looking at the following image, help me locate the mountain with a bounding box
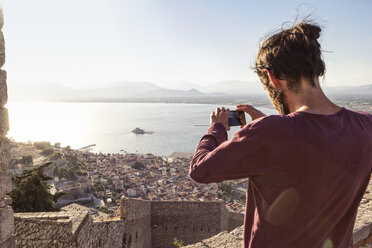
[323,84,372,95]
[8,81,372,102]
[8,82,206,101]
[200,80,265,95]
[137,88,205,98]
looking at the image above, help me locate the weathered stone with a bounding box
[0,70,7,107]
[0,6,3,30]
[0,32,5,68]
[353,222,372,245]
[3,196,11,206]
[0,107,8,135]
[0,235,15,248]
[0,138,10,172]
[0,206,14,243]
[0,172,12,196]
[0,196,11,208]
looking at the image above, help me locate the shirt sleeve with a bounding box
[189,119,272,184]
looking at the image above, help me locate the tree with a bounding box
[33,141,51,150]
[10,162,65,212]
[49,152,62,160]
[41,148,54,156]
[20,155,33,165]
[132,161,146,171]
[218,181,234,202]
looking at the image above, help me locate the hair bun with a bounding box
[293,22,321,41]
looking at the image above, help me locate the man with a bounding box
[189,21,372,248]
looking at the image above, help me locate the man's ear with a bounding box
[265,70,283,90]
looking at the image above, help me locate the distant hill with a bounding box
[323,84,372,95]
[8,81,371,102]
[8,82,208,101]
[200,80,264,95]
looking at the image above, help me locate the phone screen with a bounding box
[228,110,246,126]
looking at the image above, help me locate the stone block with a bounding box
[0,206,14,243]
[0,6,3,30]
[0,235,15,248]
[4,196,11,206]
[0,138,10,172]
[0,32,4,68]
[0,196,11,208]
[353,221,371,245]
[0,70,6,106]
[0,108,8,135]
[0,172,12,196]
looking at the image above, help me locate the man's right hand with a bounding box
[236,104,266,122]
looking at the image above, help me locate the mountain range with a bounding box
[8,81,372,102]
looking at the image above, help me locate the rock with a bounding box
[0,32,5,68]
[0,108,8,135]
[0,206,14,242]
[132,127,145,134]
[0,70,6,106]
[0,172,12,196]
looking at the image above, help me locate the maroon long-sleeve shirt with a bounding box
[189,107,372,248]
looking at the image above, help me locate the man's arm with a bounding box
[189,118,270,184]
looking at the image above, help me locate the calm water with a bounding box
[7,102,276,156]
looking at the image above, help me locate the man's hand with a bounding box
[236,104,266,121]
[211,107,230,131]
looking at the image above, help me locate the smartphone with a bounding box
[228,110,246,126]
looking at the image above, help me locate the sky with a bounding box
[2,0,372,89]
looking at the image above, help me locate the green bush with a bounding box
[132,161,146,170]
[172,237,184,248]
[20,155,33,165]
[49,152,62,160]
[41,148,54,156]
[10,162,65,212]
[33,141,51,150]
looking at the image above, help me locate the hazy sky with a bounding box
[2,0,372,89]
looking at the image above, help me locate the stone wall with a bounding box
[14,211,128,248]
[14,213,73,247]
[150,200,230,248]
[227,211,244,232]
[14,197,371,248]
[120,198,152,248]
[0,3,15,248]
[351,180,372,247]
[74,218,127,248]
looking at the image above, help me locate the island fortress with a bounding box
[0,4,371,248]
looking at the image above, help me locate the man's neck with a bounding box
[284,80,341,115]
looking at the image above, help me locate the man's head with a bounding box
[254,21,325,115]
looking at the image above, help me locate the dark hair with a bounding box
[254,20,325,92]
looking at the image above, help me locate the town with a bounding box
[9,140,246,217]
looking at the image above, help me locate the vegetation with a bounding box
[217,181,234,201]
[172,237,184,248]
[132,160,146,170]
[99,206,114,215]
[41,147,54,156]
[10,162,65,212]
[52,166,77,180]
[49,151,62,161]
[19,155,33,165]
[51,152,87,180]
[33,141,52,150]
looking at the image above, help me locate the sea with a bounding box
[7,102,277,156]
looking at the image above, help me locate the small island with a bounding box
[132,127,154,135]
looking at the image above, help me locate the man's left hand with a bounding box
[211,107,230,131]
